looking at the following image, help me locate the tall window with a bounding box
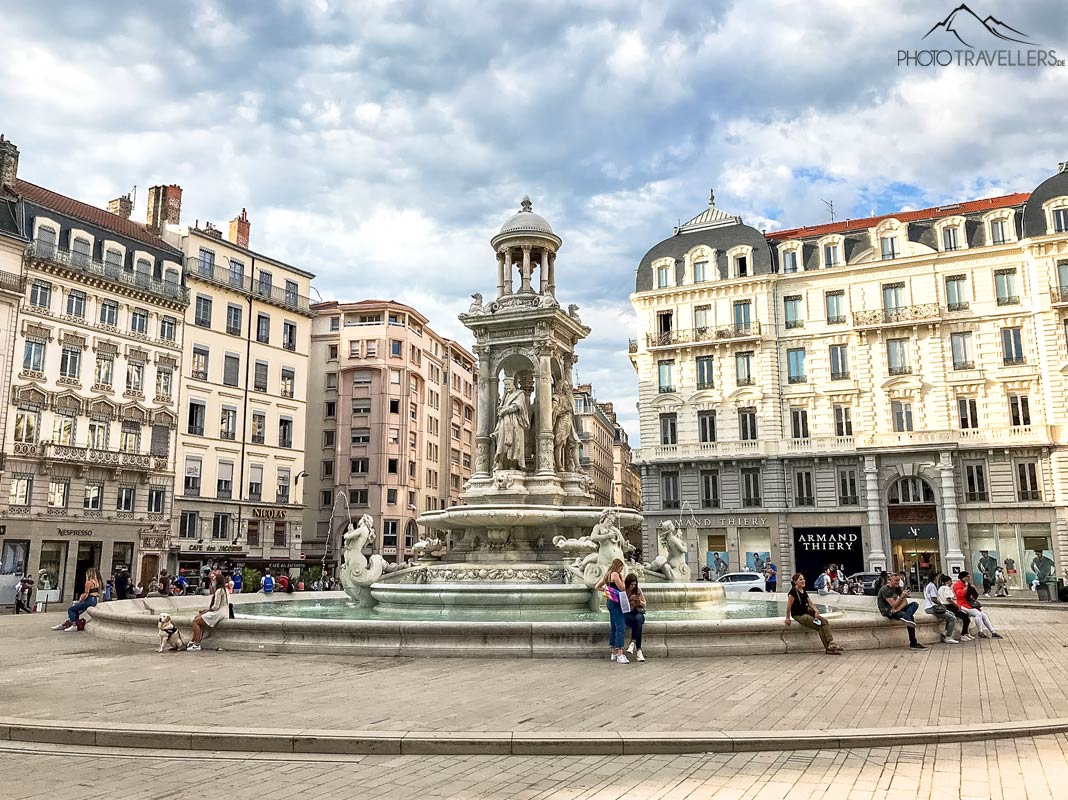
[950,332,972,369]
[880,235,898,260]
[786,348,806,383]
[248,412,263,444]
[116,486,135,513]
[256,314,270,343]
[964,462,988,502]
[693,260,708,282]
[732,300,752,330]
[735,351,753,386]
[794,470,815,506]
[180,511,199,539]
[695,356,714,389]
[280,367,295,398]
[28,280,51,309]
[9,476,32,506]
[741,468,762,507]
[84,482,103,510]
[957,396,979,429]
[220,407,237,440]
[226,304,242,335]
[191,346,209,379]
[183,458,202,496]
[1002,327,1025,365]
[945,275,968,310]
[659,413,677,446]
[88,420,107,449]
[699,470,720,508]
[657,265,671,288]
[825,291,844,323]
[258,270,273,296]
[888,476,934,504]
[1016,461,1041,501]
[994,269,1018,305]
[661,472,680,509]
[66,290,86,318]
[198,248,215,275]
[126,362,144,393]
[130,308,148,335]
[698,411,717,443]
[23,340,45,372]
[187,400,206,436]
[784,296,802,328]
[212,513,231,541]
[891,400,914,432]
[941,226,960,251]
[14,409,38,443]
[1054,208,1068,233]
[254,361,268,392]
[882,282,904,310]
[834,404,853,437]
[148,487,166,514]
[790,407,809,439]
[782,250,798,273]
[990,218,1007,245]
[223,354,240,387]
[99,300,118,327]
[283,320,297,351]
[159,316,176,342]
[194,295,212,327]
[657,360,675,393]
[829,344,849,379]
[248,464,264,500]
[229,258,244,286]
[278,417,293,448]
[1008,394,1030,427]
[735,254,749,277]
[693,304,711,332]
[823,243,839,267]
[53,414,76,445]
[837,467,859,505]
[94,355,113,387]
[1057,259,1068,290]
[59,346,81,380]
[886,338,910,375]
[739,407,758,440]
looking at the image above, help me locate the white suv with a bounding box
[713,572,767,593]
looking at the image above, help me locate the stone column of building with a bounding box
[504,249,514,295]
[474,345,493,478]
[938,450,966,572]
[520,246,532,294]
[547,252,556,297]
[535,347,554,474]
[539,249,549,294]
[496,252,505,298]
[864,456,887,571]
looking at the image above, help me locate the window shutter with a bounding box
[150,425,170,456]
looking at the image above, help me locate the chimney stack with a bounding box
[108,193,133,220]
[146,184,183,235]
[0,134,19,189]
[228,208,250,249]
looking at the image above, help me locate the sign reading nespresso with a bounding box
[792,526,864,583]
[252,508,287,520]
[58,529,94,537]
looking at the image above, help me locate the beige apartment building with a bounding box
[571,383,614,508]
[304,300,476,567]
[149,190,316,578]
[0,138,187,600]
[631,168,1068,589]
[598,401,642,513]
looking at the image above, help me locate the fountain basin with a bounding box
[86,591,941,658]
[371,582,593,613]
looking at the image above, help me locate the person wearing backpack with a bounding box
[814,567,840,598]
[260,569,275,594]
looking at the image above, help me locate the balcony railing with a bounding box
[952,360,975,370]
[788,375,807,384]
[46,442,169,471]
[947,302,970,312]
[996,295,1020,306]
[888,365,912,376]
[830,371,850,380]
[1051,286,1068,304]
[188,425,205,436]
[839,495,859,505]
[1019,490,1042,501]
[853,304,941,327]
[737,376,754,386]
[185,256,313,315]
[785,319,804,330]
[646,322,761,348]
[696,381,714,390]
[965,491,989,502]
[658,385,676,394]
[30,240,188,304]
[1003,355,1027,366]
[0,269,25,294]
[220,430,236,441]
[826,315,846,325]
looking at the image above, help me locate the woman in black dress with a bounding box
[784,573,842,654]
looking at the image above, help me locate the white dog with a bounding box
[157,612,186,652]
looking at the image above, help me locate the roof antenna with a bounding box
[821,198,837,223]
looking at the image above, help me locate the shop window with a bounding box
[888,476,934,504]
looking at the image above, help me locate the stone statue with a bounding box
[468,293,483,313]
[340,514,387,606]
[412,531,447,560]
[492,376,530,471]
[644,520,691,582]
[552,383,581,472]
[553,508,628,587]
[567,304,582,323]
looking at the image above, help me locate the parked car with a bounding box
[848,572,882,596]
[713,572,766,593]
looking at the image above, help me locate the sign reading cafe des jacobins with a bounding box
[898,4,1064,67]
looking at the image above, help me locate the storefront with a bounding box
[676,514,778,579]
[792,526,864,585]
[963,512,1057,591]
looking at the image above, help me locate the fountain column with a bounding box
[548,252,556,298]
[539,249,549,294]
[535,349,555,475]
[504,249,514,295]
[520,246,533,293]
[474,346,493,478]
[496,251,505,298]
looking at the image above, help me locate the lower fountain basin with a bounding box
[370,582,593,612]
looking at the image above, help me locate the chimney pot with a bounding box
[228,208,250,249]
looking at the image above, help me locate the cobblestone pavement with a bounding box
[2,607,1067,733]
[3,735,1068,799]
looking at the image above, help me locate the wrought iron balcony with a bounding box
[1003,355,1027,366]
[826,315,846,325]
[853,303,941,327]
[1052,286,1068,304]
[788,374,808,384]
[45,442,169,472]
[947,302,970,312]
[737,376,754,386]
[785,319,804,330]
[830,371,850,380]
[0,269,25,294]
[185,256,313,315]
[839,495,859,505]
[658,385,676,394]
[965,491,989,502]
[888,365,912,376]
[646,322,761,348]
[996,295,1020,306]
[1019,490,1042,501]
[29,240,188,304]
[220,430,236,441]
[952,360,975,371]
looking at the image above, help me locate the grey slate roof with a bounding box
[1023,168,1068,237]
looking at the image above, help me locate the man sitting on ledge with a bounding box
[877,572,925,650]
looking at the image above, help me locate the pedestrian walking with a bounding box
[187,570,230,652]
[923,574,958,644]
[784,573,842,654]
[594,558,629,663]
[876,573,925,649]
[623,573,646,662]
[52,567,102,631]
[977,551,998,597]
[14,577,34,614]
[994,566,1010,597]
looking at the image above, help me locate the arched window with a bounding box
[888,476,935,505]
[404,519,418,549]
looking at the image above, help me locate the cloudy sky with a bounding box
[3,0,1066,445]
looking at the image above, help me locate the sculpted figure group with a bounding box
[491,375,581,475]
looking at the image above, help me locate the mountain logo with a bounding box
[922,4,1035,48]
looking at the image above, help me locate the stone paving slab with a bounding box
[4,736,1068,799]
[3,607,1067,739]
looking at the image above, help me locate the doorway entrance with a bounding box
[74,542,102,597]
[888,476,940,591]
[140,554,160,591]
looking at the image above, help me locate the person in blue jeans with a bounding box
[595,558,628,663]
[623,573,647,662]
[876,572,926,650]
[52,567,102,631]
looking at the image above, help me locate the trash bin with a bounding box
[1037,580,1058,602]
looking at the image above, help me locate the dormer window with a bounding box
[726,245,754,278]
[656,264,671,288]
[736,255,748,276]
[72,236,91,265]
[880,235,898,260]
[1055,208,1068,233]
[941,226,960,251]
[823,243,839,267]
[990,218,1007,244]
[782,250,798,273]
[693,260,709,283]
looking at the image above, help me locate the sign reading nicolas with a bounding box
[252,508,287,520]
[792,526,864,584]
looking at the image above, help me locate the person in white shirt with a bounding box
[923,574,958,643]
[937,574,973,641]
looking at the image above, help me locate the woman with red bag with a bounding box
[595,558,630,663]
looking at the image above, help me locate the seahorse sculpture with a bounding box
[340,514,387,606]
